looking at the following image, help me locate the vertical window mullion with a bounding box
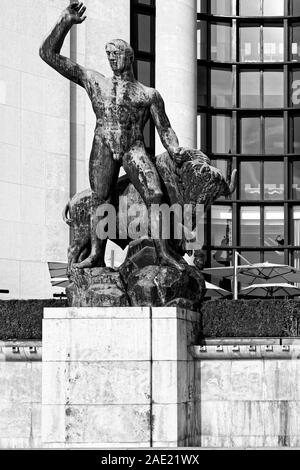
[261,69,264,108]
[260,24,264,63]
[261,205,264,248]
[261,160,264,201]
[232,18,237,62]
[261,115,265,154]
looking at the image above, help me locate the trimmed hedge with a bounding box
[0,299,67,340]
[1,298,300,340]
[200,299,300,338]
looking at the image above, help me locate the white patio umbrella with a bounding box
[240,283,300,298]
[48,262,69,289]
[48,261,67,279]
[203,262,300,283]
[51,278,69,288]
[203,254,300,299]
[205,281,231,298]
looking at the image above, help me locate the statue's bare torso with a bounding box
[39,1,188,270]
[85,71,152,160]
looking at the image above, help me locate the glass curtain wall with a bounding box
[197,0,300,275]
[131,0,156,155]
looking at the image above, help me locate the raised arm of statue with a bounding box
[150,90,190,165]
[39,2,88,87]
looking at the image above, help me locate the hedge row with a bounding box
[1,298,300,340]
[200,299,300,338]
[0,299,67,340]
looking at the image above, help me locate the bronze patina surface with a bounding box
[40,2,237,309]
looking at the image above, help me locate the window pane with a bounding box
[291,116,300,153]
[241,117,261,153]
[212,115,232,153]
[291,24,300,62]
[211,251,233,272]
[135,0,153,4]
[291,70,300,107]
[143,120,150,148]
[263,27,284,62]
[292,0,300,16]
[294,207,300,245]
[211,0,233,15]
[292,250,300,270]
[240,251,261,264]
[292,161,300,199]
[197,65,207,106]
[137,14,151,53]
[240,161,261,200]
[239,0,261,16]
[240,27,260,62]
[197,114,207,152]
[211,23,232,62]
[264,161,284,200]
[137,60,151,86]
[197,21,207,59]
[265,117,284,154]
[263,250,284,264]
[211,68,233,107]
[263,0,284,16]
[240,206,261,246]
[211,205,232,246]
[263,71,284,107]
[264,207,284,246]
[240,71,260,108]
[197,0,207,13]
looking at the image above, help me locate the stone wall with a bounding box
[193,339,300,448]
[0,0,130,299]
[0,341,42,449]
[3,337,300,449]
[0,0,70,299]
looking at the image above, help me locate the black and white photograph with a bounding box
[0,0,300,455]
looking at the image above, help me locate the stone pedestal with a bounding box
[41,307,201,448]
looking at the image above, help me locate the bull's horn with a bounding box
[228,169,237,194]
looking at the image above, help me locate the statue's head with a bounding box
[105,39,134,74]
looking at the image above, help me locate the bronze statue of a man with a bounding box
[40,1,189,270]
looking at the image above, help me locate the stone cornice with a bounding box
[0,341,42,361]
[191,338,300,360]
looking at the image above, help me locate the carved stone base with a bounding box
[66,267,129,307]
[118,239,205,311]
[66,241,205,310]
[123,264,205,311]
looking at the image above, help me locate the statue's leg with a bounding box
[156,152,183,205]
[68,235,89,273]
[123,143,185,271]
[75,138,120,269]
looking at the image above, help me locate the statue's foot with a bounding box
[74,254,103,269]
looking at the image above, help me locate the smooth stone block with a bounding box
[152,318,198,361]
[42,306,199,447]
[152,360,196,404]
[44,306,150,319]
[199,361,232,401]
[42,318,151,361]
[43,361,150,405]
[42,404,150,444]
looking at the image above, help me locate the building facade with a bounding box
[1,0,299,298]
[197,0,300,284]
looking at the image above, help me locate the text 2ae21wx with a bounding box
[100,454,200,466]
